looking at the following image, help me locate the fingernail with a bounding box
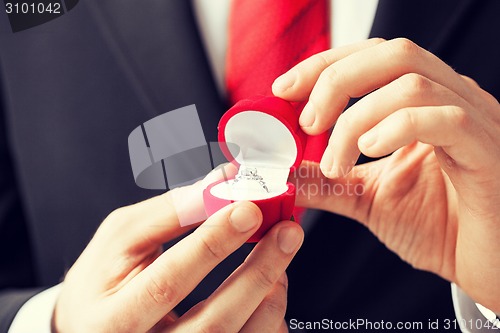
[299,103,315,128]
[277,227,302,254]
[359,130,377,149]
[230,204,260,233]
[273,71,296,93]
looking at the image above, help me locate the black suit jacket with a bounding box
[1,0,499,331]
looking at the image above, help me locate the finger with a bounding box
[72,180,213,300]
[171,221,303,333]
[146,312,177,333]
[70,164,239,320]
[114,201,263,332]
[240,273,288,333]
[460,74,500,108]
[272,38,386,101]
[279,320,289,333]
[320,74,471,178]
[358,105,480,168]
[290,161,383,223]
[94,162,238,252]
[299,38,473,135]
[460,74,481,89]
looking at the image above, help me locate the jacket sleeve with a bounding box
[0,66,41,333]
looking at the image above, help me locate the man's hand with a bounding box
[53,167,303,332]
[274,38,500,312]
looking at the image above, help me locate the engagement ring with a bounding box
[233,167,269,193]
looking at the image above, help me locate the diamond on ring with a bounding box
[233,167,269,193]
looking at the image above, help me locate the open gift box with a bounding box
[203,96,306,242]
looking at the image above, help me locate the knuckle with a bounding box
[197,232,227,262]
[396,108,419,139]
[390,38,420,57]
[335,112,352,131]
[401,108,418,129]
[315,51,332,70]
[320,65,341,89]
[263,293,287,318]
[249,263,279,291]
[458,76,500,109]
[398,73,431,99]
[279,273,288,290]
[447,106,470,130]
[104,207,130,225]
[96,206,131,237]
[370,37,387,44]
[144,271,178,306]
[486,92,499,107]
[479,89,499,106]
[461,74,480,88]
[106,207,122,220]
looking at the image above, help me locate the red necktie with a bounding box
[226,0,330,220]
[225,0,330,163]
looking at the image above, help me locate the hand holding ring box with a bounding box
[203,96,306,242]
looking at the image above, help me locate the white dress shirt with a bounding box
[8,1,498,332]
[192,0,378,95]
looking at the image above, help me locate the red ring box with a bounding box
[203,96,306,242]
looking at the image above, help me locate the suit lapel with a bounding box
[84,0,225,141]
